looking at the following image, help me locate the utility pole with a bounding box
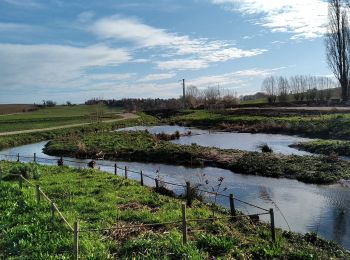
[182,79,186,109]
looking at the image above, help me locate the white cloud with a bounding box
[0,43,131,90]
[86,73,135,82]
[3,0,42,8]
[0,22,40,32]
[77,11,95,23]
[212,0,328,39]
[139,73,176,82]
[187,68,274,88]
[90,16,266,70]
[156,59,209,70]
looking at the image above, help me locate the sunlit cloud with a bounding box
[212,0,328,39]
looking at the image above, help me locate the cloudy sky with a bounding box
[0,0,330,103]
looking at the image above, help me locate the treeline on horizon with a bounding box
[261,75,340,104]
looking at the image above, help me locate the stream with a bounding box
[0,137,349,250]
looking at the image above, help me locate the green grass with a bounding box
[0,161,348,259]
[293,139,350,157]
[170,110,350,140]
[240,97,268,105]
[43,130,350,184]
[0,104,123,133]
[0,112,158,152]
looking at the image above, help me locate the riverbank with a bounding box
[291,139,350,157]
[0,161,348,258]
[43,130,350,184]
[166,110,350,140]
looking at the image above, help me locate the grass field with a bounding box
[0,112,158,151]
[0,161,348,259]
[0,104,123,133]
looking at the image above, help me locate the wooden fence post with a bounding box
[73,221,79,260]
[186,182,192,207]
[140,171,144,186]
[114,163,117,175]
[35,184,40,203]
[19,175,23,189]
[51,202,55,225]
[124,166,128,179]
[182,203,187,244]
[269,208,276,243]
[33,153,36,162]
[229,194,236,219]
[17,153,20,162]
[155,179,159,189]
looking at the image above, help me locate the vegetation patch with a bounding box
[292,139,350,157]
[169,110,350,140]
[0,112,158,151]
[44,130,350,184]
[0,161,348,258]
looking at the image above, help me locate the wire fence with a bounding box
[0,154,277,259]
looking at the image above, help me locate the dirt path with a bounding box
[0,113,138,136]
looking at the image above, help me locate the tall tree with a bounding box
[261,76,277,103]
[326,0,350,101]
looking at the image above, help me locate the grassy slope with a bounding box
[0,105,123,133]
[43,131,350,184]
[170,110,350,140]
[0,161,348,259]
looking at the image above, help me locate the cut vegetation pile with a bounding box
[0,161,348,259]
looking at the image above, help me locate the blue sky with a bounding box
[0,0,330,104]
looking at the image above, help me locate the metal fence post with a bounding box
[34,153,36,162]
[35,184,40,203]
[186,182,192,207]
[124,166,128,179]
[140,170,144,186]
[269,208,276,243]
[155,179,159,189]
[182,203,187,244]
[17,153,20,162]
[114,163,117,175]
[229,194,236,219]
[74,221,79,260]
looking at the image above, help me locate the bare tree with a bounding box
[261,76,277,103]
[326,0,350,101]
[290,75,302,101]
[277,76,289,102]
[185,85,200,108]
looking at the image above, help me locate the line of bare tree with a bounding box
[261,75,339,104]
[185,85,239,109]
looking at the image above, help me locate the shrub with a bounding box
[8,163,41,180]
[258,143,273,153]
